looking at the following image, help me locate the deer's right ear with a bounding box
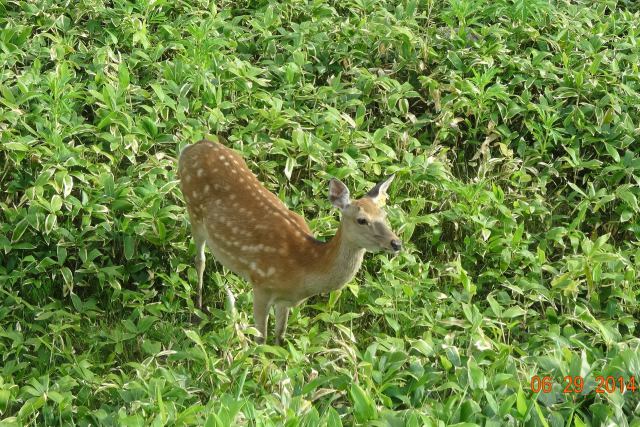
[329,179,351,210]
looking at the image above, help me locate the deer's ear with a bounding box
[367,174,395,206]
[329,179,351,210]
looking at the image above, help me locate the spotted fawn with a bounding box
[178,139,401,344]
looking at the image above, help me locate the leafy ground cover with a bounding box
[1,0,640,425]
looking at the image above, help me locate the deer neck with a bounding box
[304,225,365,296]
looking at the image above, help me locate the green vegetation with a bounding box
[1,0,639,425]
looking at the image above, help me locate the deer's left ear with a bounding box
[367,174,395,206]
[329,178,351,210]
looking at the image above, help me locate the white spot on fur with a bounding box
[197,169,204,177]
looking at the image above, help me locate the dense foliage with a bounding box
[1,0,639,425]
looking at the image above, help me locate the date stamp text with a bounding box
[530,375,637,394]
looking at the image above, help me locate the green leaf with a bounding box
[50,195,63,212]
[12,218,29,243]
[3,141,29,151]
[516,387,527,417]
[350,383,376,423]
[118,62,130,90]
[0,389,11,412]
[618,188,639,212]
[413,339,434,357]
[574,416,586,427]
[284,156,296,180]
[502,306,526,318]
[467,358,487,390]
[18,396,45,419]
[123,236,135,260]
[61,267,73,294]
[324,407,343,426]
[512,222,524,245]
[621,210,633,222]
[534,401,549,427]
[44,213,57,235]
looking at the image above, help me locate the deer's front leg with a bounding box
[274,303,290,346]
[193,233,206,310]
[253,288,271,344]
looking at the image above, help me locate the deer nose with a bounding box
[390,239,402,252]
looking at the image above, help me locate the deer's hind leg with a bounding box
[274,303,290,346]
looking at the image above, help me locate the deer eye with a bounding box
[357,218,369,226]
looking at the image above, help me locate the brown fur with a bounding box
[178,139,400,344]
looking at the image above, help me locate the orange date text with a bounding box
[530,375,637,394]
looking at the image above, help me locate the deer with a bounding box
[178,138,402,345]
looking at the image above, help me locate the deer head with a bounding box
[329,175,402,254]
